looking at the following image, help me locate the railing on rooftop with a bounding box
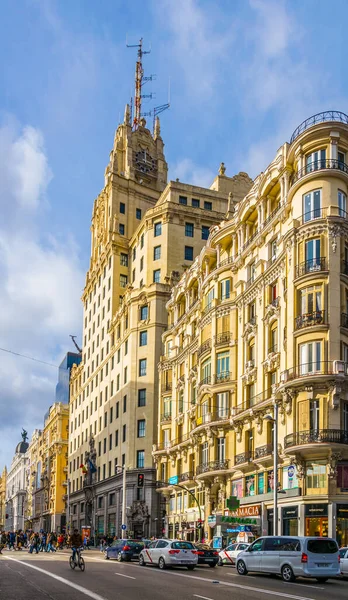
[290,111,348,144]
[292,160,348,186]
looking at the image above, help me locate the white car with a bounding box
[339,547,348,575]
[139,539,198,570]
[218,542,250,566]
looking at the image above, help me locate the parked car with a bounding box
[139,539,198,570]
[339,547,348,576]
[236,536,340,582]
[105,539,144,561]
[218,542,250,566]
[193,543,219,567]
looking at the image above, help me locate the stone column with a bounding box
[329,132,339,160]
[299,503,306,536]
[329,502,336,539]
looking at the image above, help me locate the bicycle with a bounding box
[69,547,85,571]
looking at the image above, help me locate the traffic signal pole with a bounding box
[122,466,126,539]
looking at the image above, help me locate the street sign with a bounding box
[169,475,179,485]
[121,524,127,530]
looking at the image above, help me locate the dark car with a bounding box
[193,543,219,567]
[105,539,144,561]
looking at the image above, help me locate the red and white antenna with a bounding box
[127,38,151,129]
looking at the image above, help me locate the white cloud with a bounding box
[0,119,84,471]
[171,157,215,188]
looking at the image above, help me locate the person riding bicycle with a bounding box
[70,529,83,563]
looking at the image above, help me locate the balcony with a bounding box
[242,228,259,252]
[161,383,172,393]
[292,159,348,186]
[295,257,326,278]
[160,413,172,424]
[235,451,253,466]
[179,471,194,483]
[232,388,273,416]
[218,256,234,269]
[290,111,348,144]
[295,310,325,330]
[268,344,278,354]
[197,339,212,358]
[300,207,327,224]
[254,444,273,460]
[215,331,232,346]
[214,371,232,384]
[341,313,348,329]
[198,375,211,388]
[280,361,333,384]
[196,460,229,476]
[284,429,348,449]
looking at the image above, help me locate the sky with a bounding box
[0,0,347,472]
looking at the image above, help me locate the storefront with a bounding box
[220,504,261,544]
[305,504,328,537]
[336,504,348,547]
[282,506,298,535]
[267,508,274,535]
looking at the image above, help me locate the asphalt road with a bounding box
[1,549,348,600]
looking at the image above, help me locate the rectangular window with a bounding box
[109,433,112,450]
[216,352,230,380]
[153,269,161,283]
[305,238,321,271]
[136,208,142,220]
[137,450,145,468]
[185,246,193,261]
[115,430,119,446]
[220,278,230,300]
[154,222,162,237]
[185,223,194,237]
[306,149,326,173]
[140,256,144,271]
[201,442,209,465]
[137,419,146,437]
[153,246,161,260]
[119,223,125,235]
[123,395,127,413]
[202,226,209,240]
[299,341,321,374]
[310,399,320,431]
[120,253,128,266]
[138,388,146,407]
[140,233,144,248]
[116,374,120,391]
[192,198,200,208]
[306,461,327,489]
[125,339,128,355]
[124,366,127,383]
[139,358,147,376]
[179,195,187,205]
[132,268,135,283]
[217,437,225,462]
[116,401,119,418]
[269,239,277,263]
[204,201,212,211]
[103,438,107,454]
[339,190,347,217]
[122,424,126,443]
[303,189,321,222]
[140,305,148,321]
[139,330,147,346]
[120,202,126,214]
[120,274,128,288]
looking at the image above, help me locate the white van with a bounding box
[236,536,340,582]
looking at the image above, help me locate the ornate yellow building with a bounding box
[155,111,348,547]
[0,467,7,530]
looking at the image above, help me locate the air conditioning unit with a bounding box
[334,360,345,375]
[281,370,289,383]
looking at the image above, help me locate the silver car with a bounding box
[339,547,348,576]
[236,536,340,582]
[139,539,198,570]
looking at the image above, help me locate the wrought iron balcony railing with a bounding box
[235,451,253,465]
[197,339,212,358]
[301,207,327,223]
[292,159,348,186]
[295,257,326,278]
[284,429,348,449]
[198,375,211,388]
[179,471,194,482]
[290,111,348,144]
[215,331,232,346]
[232,388,273,416]
[295,310,325,330]
[254,443,273,459]
[214,371,232,384]
[161,383,172,392]
[280,361,333,383]
[196,460,229,475]
[160,413,172,423]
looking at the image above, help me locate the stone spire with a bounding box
[124,103,131,125]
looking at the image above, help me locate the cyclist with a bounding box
[70,529,83,565]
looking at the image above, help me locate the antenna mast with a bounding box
[70,335,82,354]
[127,38,151,129]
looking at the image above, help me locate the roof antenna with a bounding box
[70,335,82,354]
[127,38,152,130]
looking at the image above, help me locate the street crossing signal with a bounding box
[137,473,144,487]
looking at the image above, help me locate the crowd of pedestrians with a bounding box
[0,530,71,554]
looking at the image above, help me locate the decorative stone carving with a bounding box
[329,383,342,410]
[327,452,342,478]
[328,225,342,253]
[293,457,305,479]
[241,363,257,384]
[263,351,280,373]
[242,320,257,339]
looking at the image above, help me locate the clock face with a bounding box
[135,149,156,173]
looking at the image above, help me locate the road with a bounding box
[0,549,347,600]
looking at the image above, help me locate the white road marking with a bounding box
[5,557,108,600]
[193,595,215,600]
[114,572,136,580]
[224,572,324,590]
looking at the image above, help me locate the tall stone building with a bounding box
[155,111,348,547]
[69,81,252,537]
[0,467,7,530]
[5,433,28,531]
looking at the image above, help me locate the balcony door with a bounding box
[299,341,321,375]
[303,190,321,222]
[339,190,347,217]
[201,442,209,466]
[310,400,320,435]
[306,149,326,172]
[217,437,225,462]
[305,238,321,271]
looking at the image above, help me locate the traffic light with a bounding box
[5,514,8,519]
[137,473,144,488]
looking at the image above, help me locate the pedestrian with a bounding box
[83,535,89,550]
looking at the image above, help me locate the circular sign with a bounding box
[121,524,127,530]
[288,465,295,479]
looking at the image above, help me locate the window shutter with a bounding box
[298,400,309,430]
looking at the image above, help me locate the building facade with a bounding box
[155,111,348,547]
[68,99,252,539]
[0,467,7,530]
[26,428,43,531]
[5,436,28,531]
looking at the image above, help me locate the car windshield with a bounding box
[307,540,338,554]
[124,541,141,548]
[339,548,348,558]
[195,544,210,550]
[171,542,194,549]
[227,544,237,550]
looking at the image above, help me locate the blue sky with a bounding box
[0,0,347,470]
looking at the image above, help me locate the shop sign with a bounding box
[208,515,217,528]
[230,504,260,518]
[169,475,179,485]
[282,506,298,519]
[337,504,348,518]
[305,504,328,517]
[221,516,258,525]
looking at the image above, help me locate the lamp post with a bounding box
[265,403,279,536]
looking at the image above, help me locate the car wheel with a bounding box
[187,565,195,570]
[218,557,223,567]
[117,552,123,562]
[316,577,328,583]
[139,555,145,567]
[281,564,295,582]
[208,563,216,568]
[158,557,166,570]
[237,560,248,575]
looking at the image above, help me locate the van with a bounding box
[236,536,340,582]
